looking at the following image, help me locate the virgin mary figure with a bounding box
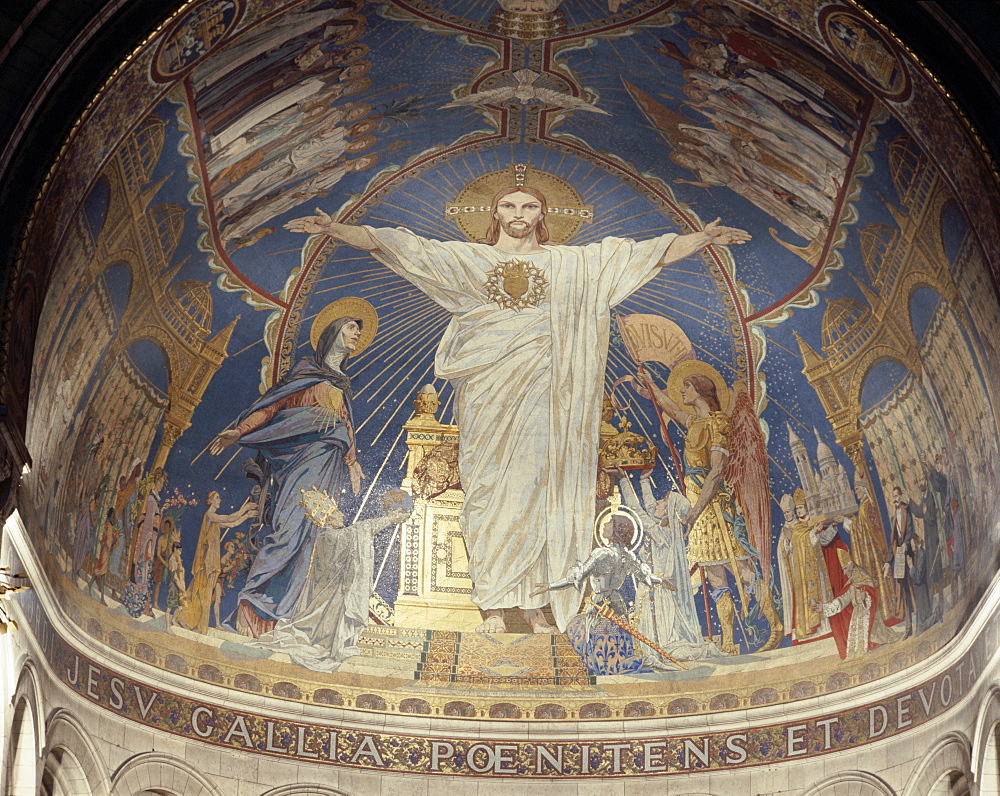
[209,297,377,638]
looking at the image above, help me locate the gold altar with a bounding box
[393,386,483,630]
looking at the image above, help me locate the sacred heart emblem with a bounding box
[484,259,548,310]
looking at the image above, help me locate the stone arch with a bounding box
[261,787,352,796]
[89,249,142,295]
[41,746,90,796]
[803,770,896,795]
[901,731,972,796]
[971,685,1000,793]
[5,662,45,796]
[9,659,46,754]
[42,709,110,796]
[110,753,222,796]
[6,695,39,795]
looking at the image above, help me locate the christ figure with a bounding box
[285,186,749,633]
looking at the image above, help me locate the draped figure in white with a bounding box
[613,469,724,662]
[286,186,750,633]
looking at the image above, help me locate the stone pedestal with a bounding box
[393,388,482,631]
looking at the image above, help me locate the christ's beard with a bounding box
[501,219,535,239]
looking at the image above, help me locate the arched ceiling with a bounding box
[5,0,1000,780]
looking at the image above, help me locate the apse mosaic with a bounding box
[18,0,1000,722]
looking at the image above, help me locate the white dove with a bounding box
[441,69,611,114]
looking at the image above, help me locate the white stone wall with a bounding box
[2,611,998,795]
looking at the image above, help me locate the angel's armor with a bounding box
[683,411,754,568]
[547,545,661,617]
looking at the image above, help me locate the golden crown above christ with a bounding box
[598,417,659,471]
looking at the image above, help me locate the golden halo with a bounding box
[594,505,644,552]
[666,360,733,414]
[310,297,379,357]
[447,164,590,245]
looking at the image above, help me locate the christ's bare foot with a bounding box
[477,609,506,634]
[523,608,557,634]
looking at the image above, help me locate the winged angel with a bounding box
[629,362,781,655]
[441,69,611,114]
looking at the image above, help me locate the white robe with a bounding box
[368,227,676,630]
[622,478,723,660]
[251,516,392,672]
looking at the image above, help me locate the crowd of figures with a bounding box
[531,364,981,675]
[636,0,866,243]
[188,0,378,245]
[56,318,983,678]
[62,309,413,673]
[54,242,988,680]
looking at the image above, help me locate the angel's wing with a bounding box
[725,383,773,584]
[531,87,612,114]
[440,87,516,108]
[512,68,541,86]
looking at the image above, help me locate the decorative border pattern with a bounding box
[50,615,992,777]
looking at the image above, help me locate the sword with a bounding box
[585,596,689,670]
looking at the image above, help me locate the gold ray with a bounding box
[190,420,236,466]
[367,204,454,238]
[659,265,712,278]
[626,294,728,330]
[589,206,672,234]
[588,195,643,225]
[350,423,409,524]
[581,180,626,209]
[353,315,449,399]
[771,395,813,434]
[414,171,459,199]
[630,288,729,321]
[354,295,441,348]
[365,214,451,240]
[420,34,451,67]
[584,212,661,238]
[350,306,446,386]
[646,279,714,295]
[213,446,242,481]
[373,19,412,54]
[447,160,468,191]
[314,264,389,281]
[313,272,399,296]
[641,280,715,299]
[560,2,580,27]
[350,309,443,375]
[767,339,801,359]
[365,359,437,447]
[230,336,265,359]
[354,334,443,433]
[350,294,437,345]
[399,186,456,219]
[437,384,456,424]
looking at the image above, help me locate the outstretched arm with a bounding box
[626,365,691,426]
[284,207,381,252]
[206,499,258,529]
[658,217,751,266]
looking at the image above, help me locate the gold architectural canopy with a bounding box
[444,163,593,244]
